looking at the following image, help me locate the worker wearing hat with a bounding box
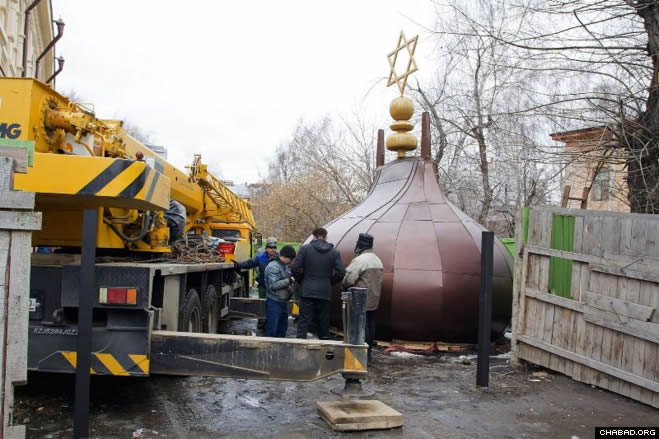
[343,233,383,361]
[263,245,297,337]
[234,236,279,329]
[235,237,279,297]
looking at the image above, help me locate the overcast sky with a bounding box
[53,1,437,183]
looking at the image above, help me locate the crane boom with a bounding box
[188,154,256,229]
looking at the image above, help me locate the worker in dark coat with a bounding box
[343,233,383,361]
[292,227,345,339]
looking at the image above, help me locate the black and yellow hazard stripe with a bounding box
[144,170,160,202]
[14,153,170,210]
[76,158,168,208]
[77,159,134,194]
[343,347,367,373]
[78,159,157,202]
[59,351,150,376]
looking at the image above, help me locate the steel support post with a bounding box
[335,287,371,397]
[344,287,366,345]
[477,231,494,388]
[73,208,97,438]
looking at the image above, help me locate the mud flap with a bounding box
[28,325,150,376]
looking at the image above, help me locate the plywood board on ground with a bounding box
[317,400,403,432]
[328,327,474,352]
[379,340,475,352]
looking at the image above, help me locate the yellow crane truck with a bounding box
[0,78,367,383]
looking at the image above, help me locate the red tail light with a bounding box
[218,242,235,257]
[99,287,137,305]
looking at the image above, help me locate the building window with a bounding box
[592,168,610,201]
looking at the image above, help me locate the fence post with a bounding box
[477,231,494,388]
[73,208,98,439]
[0,150,41,439]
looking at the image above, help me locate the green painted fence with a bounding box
[548,214,575,299]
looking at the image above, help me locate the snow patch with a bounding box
[492,352,511,359]
[239,395,262,408]
[132,428,159,438]
[388,351,424,359]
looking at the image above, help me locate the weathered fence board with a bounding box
[512,207,659,408]
[584,291,654,321]
[0,150,41,439]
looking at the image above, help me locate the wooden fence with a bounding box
[511,207,659,408]
[0,147,41,438]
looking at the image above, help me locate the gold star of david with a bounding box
[387,31,419,96]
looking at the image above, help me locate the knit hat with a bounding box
[354,233,374,254]
[279,245,296,259]
[265,236,278,248]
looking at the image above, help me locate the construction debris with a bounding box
[532,371,550,378]
[381,340,475,355]
[169,234,225,264]
[328,327,475,354]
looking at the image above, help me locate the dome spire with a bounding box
[386,31,419,158]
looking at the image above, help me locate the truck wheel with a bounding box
[181,288,202,333]
[203,285,219,334]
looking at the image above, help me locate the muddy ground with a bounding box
[15,318,658,439]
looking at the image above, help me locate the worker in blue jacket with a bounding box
[234,237,279,329]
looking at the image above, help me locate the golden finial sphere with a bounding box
[389,96,414,121]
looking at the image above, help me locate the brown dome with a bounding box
[322,156,513,343]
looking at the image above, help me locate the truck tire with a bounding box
[203,284,219,334]
[181,288,203,333]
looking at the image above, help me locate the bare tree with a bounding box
[412,1,558,233]
[428,0,657,213]
[252,115,378,241]
[251,170,353,241]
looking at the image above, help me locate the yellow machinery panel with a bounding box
[13,153,170,248]
[14,153,169,210]
[1,78,173,250]
[1,77,256,253]
[0,78,69,153]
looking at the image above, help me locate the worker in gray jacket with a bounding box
[264,245,297,337]
[343,233,383,360]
